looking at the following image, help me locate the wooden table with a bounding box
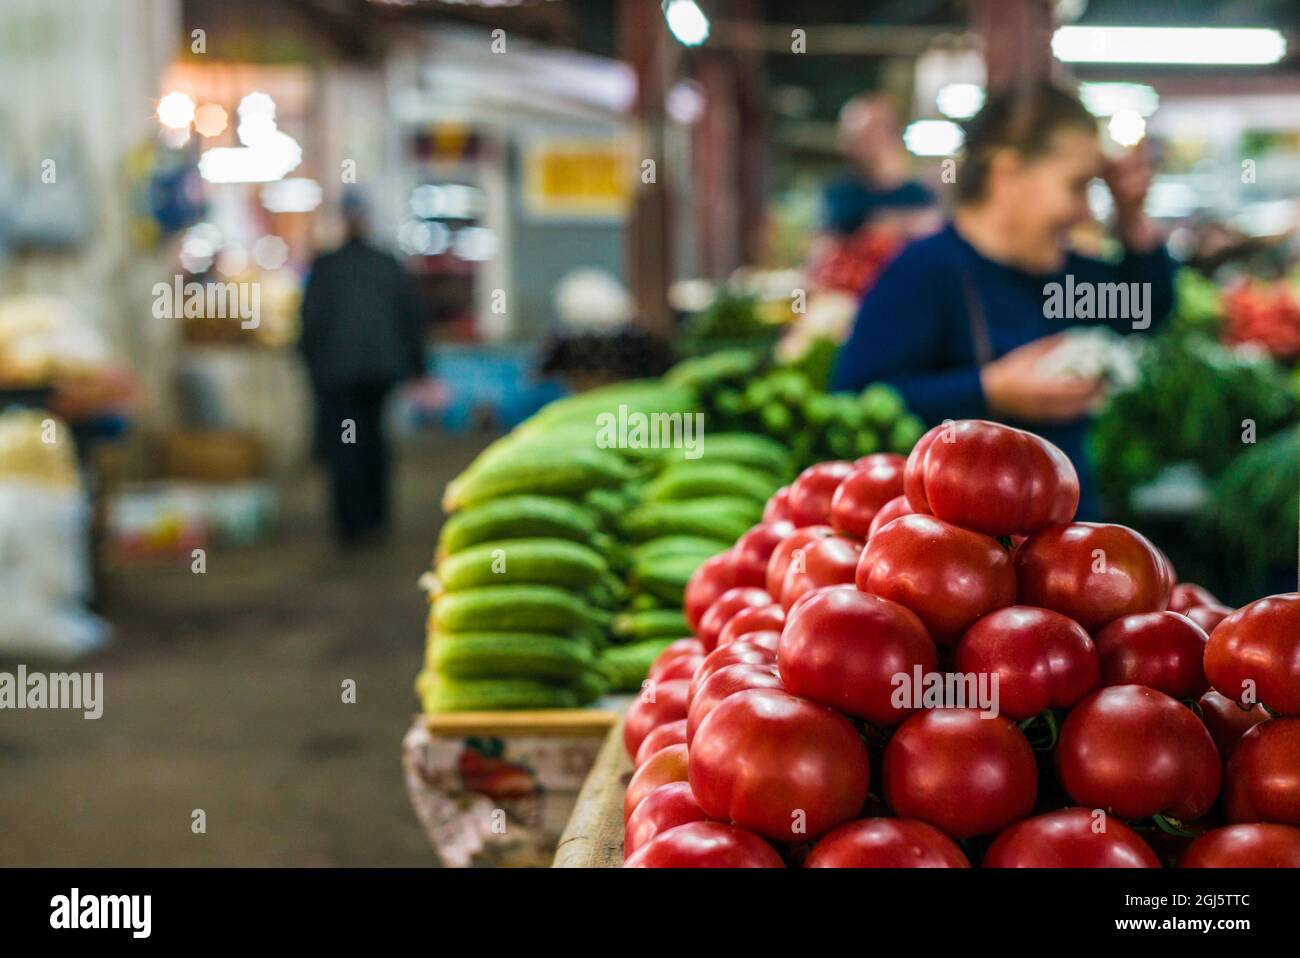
[553,719,630,867]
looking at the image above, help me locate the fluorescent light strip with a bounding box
[1053,26,1285,65]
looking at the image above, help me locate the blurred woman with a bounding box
[832,82,1175,517]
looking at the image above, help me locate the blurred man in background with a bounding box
[823,93,940,238]
[300,193,425,546]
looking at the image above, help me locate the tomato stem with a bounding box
[1150,813,1196,837]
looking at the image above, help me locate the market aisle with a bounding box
[0,436,487,866]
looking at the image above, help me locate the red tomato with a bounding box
[1169,582,1220,614]
[786,583,857,623]
[623,782,709,859]
[804,818,970,868]
[984,808,1159,868]
[1204,593,1300,716]
[689,688,870,842]
[732,521,795,587]
[1014,523,1172,632]
[764,525,834,597]
[689,640,776,700]
[858,514,1016,644]
[778,535,863,610]
[623,679,690,759]
[902,424,942,513]
[1181,824,1300,868]
[787,461,854,527]
[954,606,1098,720]
[648,638,705,681]
[904,419,1079,536]
[778,587,936,727]
[762,486,792,524]
[1225,719,1300,826]
[883,709,1037,838]
[717,603,785,648]
[686,662,784,744]
[734,629,780,653]
[1186,603,1234,634]
[867,494,914,540]
[829,453,906,538]
[624,743,688,821]
[651,654,703,684]
[684,552,742,631]
[696,587,772,651]
[1094,611,1209,699]
[1197,689,1268,759]
[623,821,784,868]
[1056,685,1221,821]
[634,718,688,767]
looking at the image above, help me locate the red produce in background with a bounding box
[903,419,1079,537]
[1181,824,1300,868]
[717,603,785,647]
[883,709,1037,839]
[1197,690,1268,759]
[623,821,785,868]
[787,461,854,527]
[623,679,690,758]
[829,453,906,538]
[983,808,1159,868]
[859,514,1016,644]
[689,688,870,843]
[1169,582,1219,614]
[696,586,772,651]
[683,552,743,632]
[954,606,1099,721]
[1094,611,1209,699]
[1056,685,1221,822]
[804,818,970,868]
[686,662,785,744]
[623,743,688,821]
[623,782,709,859]
[778,587,936,727]
[733,521,795,587]
[1204,593,1300,716]
[779,535,863,610]
[634,718,688,767]
[1014,522,1172,632]
[764,525,834,597]
[1225,719,1300,826]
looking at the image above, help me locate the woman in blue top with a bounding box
[832,83,1175,518]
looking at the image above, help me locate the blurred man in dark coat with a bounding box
[300,193,425,544]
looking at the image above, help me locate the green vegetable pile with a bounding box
[675,289,781,359]
[1091,330,1296,507]
[667,348,925,468]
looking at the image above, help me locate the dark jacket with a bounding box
[300,237,426,389]
[832,223,1176,517]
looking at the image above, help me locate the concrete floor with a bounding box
[0,436,486,866]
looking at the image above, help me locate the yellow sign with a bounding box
[523,139,631,219]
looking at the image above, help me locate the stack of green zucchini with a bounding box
[417,378,799,712]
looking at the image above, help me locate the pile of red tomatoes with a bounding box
[621,419,1300,868]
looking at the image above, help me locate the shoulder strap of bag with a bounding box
[960,269,994,367]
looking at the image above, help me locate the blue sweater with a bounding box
[831,223,1176,518]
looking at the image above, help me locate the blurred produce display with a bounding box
[1222,277,1300,359]
[674,288,782,359]
[418,350,926,713]
[1092,331,1296,508]
[806,228,901,296]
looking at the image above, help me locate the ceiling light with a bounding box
[1053,26,1285,65]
